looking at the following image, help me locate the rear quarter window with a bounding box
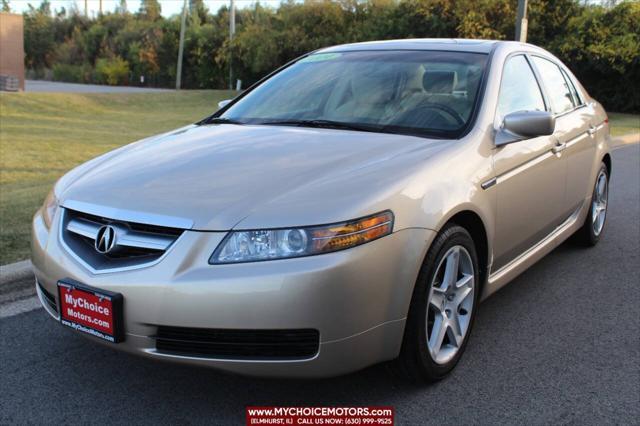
[560,68,584,107]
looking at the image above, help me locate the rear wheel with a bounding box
[574,163,609,246]
[395,224,479,382]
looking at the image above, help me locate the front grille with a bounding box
[61,208,184,271]
[155,326,320,360]
[37,281,58,314]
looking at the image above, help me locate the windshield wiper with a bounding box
[258,119,384,134]
[202,117,245,125]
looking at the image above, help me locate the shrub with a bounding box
[94,57,130,86]
[52,63,90,83]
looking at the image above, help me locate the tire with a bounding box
[574,162,609,247]
[394,224,480,382]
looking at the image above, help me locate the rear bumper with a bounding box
[32,208,433,377]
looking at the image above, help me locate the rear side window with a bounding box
[497,55,546,119]
[532,56,576,114]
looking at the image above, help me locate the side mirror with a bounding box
[217,99,232,109]
[496,110,555,146]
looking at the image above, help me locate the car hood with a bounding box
[59,124,448,230]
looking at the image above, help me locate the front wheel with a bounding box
[395,224,480,382]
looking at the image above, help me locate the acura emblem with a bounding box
[95,225,117,254]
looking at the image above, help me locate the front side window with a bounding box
[532,56,576,114]
[219,50,489,139]
[497,55,546,120]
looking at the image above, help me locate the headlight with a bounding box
[42,190,59,229]
[210,211,394,264]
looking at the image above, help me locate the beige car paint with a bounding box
[31,39,612,377]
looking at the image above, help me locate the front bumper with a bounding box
[32,208,433,377]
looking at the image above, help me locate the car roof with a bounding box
[318,39,530,55]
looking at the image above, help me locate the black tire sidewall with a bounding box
[401,224,480,381]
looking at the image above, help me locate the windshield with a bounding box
[218,50,488,138]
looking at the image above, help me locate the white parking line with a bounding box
[0,296,42,319]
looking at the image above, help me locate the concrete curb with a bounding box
[612,133,640,147]
[0,260,33,286]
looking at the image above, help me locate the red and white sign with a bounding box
[58,282,120,342]
[246,406,394,425]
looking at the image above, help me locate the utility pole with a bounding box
[515,0,528,43]
[229,0,235,90]
[176,0,188,90]
[84,0,88,16]
[99,0,102,15]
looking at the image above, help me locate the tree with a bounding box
[1,0,10,13]
[554,1,640,112]
[116,0,128,14]
[23,3,55,70]
[454,0,514,40]
[189,0,209,25]
[19,0,639,111]
[38,0,52,16]
[527,0,581,47]
[138,0,161,21]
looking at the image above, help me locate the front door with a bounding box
[491,54,567,271]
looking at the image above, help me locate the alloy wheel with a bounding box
[426,245,475,365]
[592,171,608,237]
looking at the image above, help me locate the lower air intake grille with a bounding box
[38,282,58,314]
[155,326,320,360]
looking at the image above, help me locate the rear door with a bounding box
[530,56,596,215]
[491,54,567,271]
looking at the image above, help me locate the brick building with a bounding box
[0,12,25,91]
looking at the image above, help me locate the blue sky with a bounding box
[7,0,284,17]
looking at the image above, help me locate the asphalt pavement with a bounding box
[1,144,638,425]
[25,80,172,93]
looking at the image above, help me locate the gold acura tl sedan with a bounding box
[32,39,612,381]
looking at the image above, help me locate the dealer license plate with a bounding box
[57,280,124,343]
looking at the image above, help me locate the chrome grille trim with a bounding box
[62,199,193,229]
[67,216,175,251]
[59,208,186,274]
[66,217,97,239]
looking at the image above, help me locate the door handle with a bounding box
[552,142,566,154]
[587,126,597,136]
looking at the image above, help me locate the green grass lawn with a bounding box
[608,112,640,137]
[0,91,638,265]
[0,90,235,265]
